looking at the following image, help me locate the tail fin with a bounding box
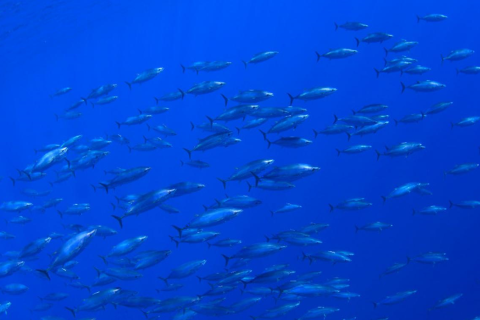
[181,64,186,73]
[384,47,388,57]
[329,204,335,212]
[235,127,241,134]
[450,122,454,129]
[315,51,321,62]
[266,139,271,149]
[416,15,421,23]
[313,129,318,138]
[36,269,50,281]
[251,171,261,186]
[259,130,267,141]
[336,149,341,156]
[351,109,356,115]
[183,148,192,160]
[190,122,195,131]
[401,82,406,93]
[54,114,59,121]
[154,97,159,105]
[178,88,185,99]
[221,254,231,266]
[180,160,184,167]
[287,93,294,105]
[112,215,123,229]
[247,181,253,192]
[90,102,95,108]
[9,177,15,187]
[242,60,248,69]
[206,115,214,127]
[172,225,183,238]
[374,68,380,78]
[146,123,151,131]
[376,150,381,161]
[115,122,121,129]
[217,178,227,190]
[143,135,148,143]
[412,209,416,216]
[141,311,149,319]
[207,242,211,249]
[65,307,76,318]
[449,200,453,208]
[441,54,444,65]
[456,68,459,75]
[125,81,132,90]
[57,210,63,219]
[334,22,338,30]
[355,37,360,47]
[394,119,398,126]
[270,211,274,217]
[346,132,351,141]
[169,236,179,248]
[99,183,109,194]
[333,114,338,124]
[99,255,108,265]
[372,302,378,309]
[158,277,168,285]
[381,196,387,204]
[355,225,359,233]
[221,94,228,107]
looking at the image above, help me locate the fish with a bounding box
[429,293,463,310]
[329,198,372,212]
[380,260,409,278]
[90,95,118,107]
[373,290,417,308]
[376,142,426,160]
[408,252,448,264]
[352,104,388,114]
[116,114,152,128]
[401,80,446,93]
[158,260,207,284]
[186,81,225,95]
[424,102,453,115]
[297,306,340,319]
[242,51,279,68]
[316,48,357,61]
[336,145,372,156]
[441,49,475,63]
[457,66,480,75]
[451,116,480,128]
[50,87,72,98]
[217,159,274,189]
[356,32,393,46]
[265,136,312,149]
[154,89,185,103]
[222,243,286,266]
[222,90,274,106]
[449,200,480,209]
[412,205,447,215]
[444,163,479,176]
[404,65,431,75]
[334,21,368,31]
[288,87,337,104]
[384,39,418,56]
[250,301,300,319]
[1,283,28,295]
[417,14,448,22]
[125,67,164,89]
[355,222,393,232]
[265,115,309,134]
[270,203,302,216]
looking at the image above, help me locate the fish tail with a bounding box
[65,307,76,318]
[375,150,381,161]
[36,269,50,281]
[312,129,318,139]
[54,113,59,121]
[287,93,294,105]
[412,209,416,216]
[384,47,388,57]
[57,210,63,219]
[335,149,341,156]
[81,97,87,104]
[355,37,360,47]
[207,242,211,249]
[401,82,406,93]
[329,204,334,212]
[334,22,338,30]
[98,255,108,265]
[221,94,228,107]
[441,54,444,65]
[141,311,149,319]
[190,122,195,131]
[394,119,398,126]
[90,184,97,192]
[246,181,252,192]
[259,130,267,141]
[265,234,271,241]
[197,276,202,282]
[172,225,183,238]
[111,215,123,229]
[180,64,186,73]
[381,196,387,204]
[154,97,159,105]
[235,127,241,134]
[242,60,247,69]
[9,177,15,187]
[99,183,109,194]
[333,114,338,124]
[146,123,151,131]
[346,132,351,141]
[241,280,248,289]
[315,51,321,62]
[374,68,380,78]
[125,81,132,90]
[372,302,377,309]
[221,254,231,266]
[127,146,132,153]
[266,138,271,149]
[217,177,227,190]
[169,236,179,248]
[178,88,185,99]
[90,102,95,108]
[355,225,359,233]
[158,277,168,285]
[383,58,388,66]
[206,115,214,127]
[449,200,453,208]
[183,148,192,160]
[416,15,421,23]
[115,121,121,129]
[250,171,260,186]
[180,160,184,167]
[450,122,454,129]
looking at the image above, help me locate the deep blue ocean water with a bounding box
[1,0,479,319]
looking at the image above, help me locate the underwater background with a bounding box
[1,0,480,319]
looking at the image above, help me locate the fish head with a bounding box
[44,237,52,244]
[85,229,97,239]
[138,236,148,242]
[144,167,152,173]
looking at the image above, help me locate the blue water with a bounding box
[1,0,480,319]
